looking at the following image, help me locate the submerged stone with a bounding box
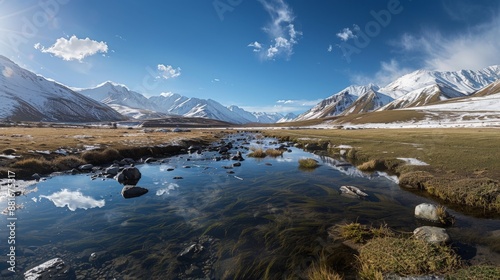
[24,257,74,280]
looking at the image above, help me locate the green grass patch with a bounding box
[299,158,319,169]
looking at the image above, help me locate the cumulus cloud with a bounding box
[250,0,301,60]
[396,15,500,71]
[157,64,181,79]
[34,35,108,61]
[336,24,359,41]
[248,41,263,52]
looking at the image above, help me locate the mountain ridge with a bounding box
[0,56,124,122]
[295,65,500,122]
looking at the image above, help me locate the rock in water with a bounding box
[24,257,74,280]
[413,226,451,245]
[116,167,141,186]
[415,203,445,223]
[121,185,149,199]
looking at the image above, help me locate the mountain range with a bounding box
[296,66,500,121]
[1,54,499,125]
[0,56,123,122]
[76,82,294,124]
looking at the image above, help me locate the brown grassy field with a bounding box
[263,128,500,180]
[263,128,500,212]
[0,126,226,178]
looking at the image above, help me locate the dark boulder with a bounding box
[121,185,149,199]
[116,167,142,186]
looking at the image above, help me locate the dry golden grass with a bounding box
[357,159,386,172]
[299,158,319,169]
[263,128,500,180]
[248,147,266,158]
[0,126,226,178]
[358,237,461,278]
[263,128,500,211]
[0,127,221,155]
[52,155,86,171]
[265,148,284,157]
[306,264,343,280]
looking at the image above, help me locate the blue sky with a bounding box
[1,0,499,114]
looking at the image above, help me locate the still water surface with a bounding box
[1,133,499,279]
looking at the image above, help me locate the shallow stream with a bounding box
[1,133,499,279]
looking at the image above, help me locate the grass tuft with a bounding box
[448,265,500,279]
[332,223,394,244]
[82,148,122,164]
[299,158,319,169]
[357,159,386,172]
[265,149,284,157]
[248,147,266,158]
[306,263,343,280]
[358,237,461,278]
[52,155,86,171]
[10,158,53,174]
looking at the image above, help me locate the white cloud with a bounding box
[397,15,500,71]
[351,59,414,86]
[157,64,181,79]
[34,35,108,61]
[327,45,333,52]
[212,78,220,82]
[336,24,359,41]
[251,0,301,60]
[248,41,263,52]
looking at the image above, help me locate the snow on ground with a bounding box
[312,93,500,129]
[397,158,429,166]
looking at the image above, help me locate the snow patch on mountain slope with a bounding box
[0,55,123,122]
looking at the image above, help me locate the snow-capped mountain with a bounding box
[379,66,500,98]
[0,55,123,122]
[473,79,500,97]
[380,84,465,110]
[295,85,383,121]
[78,83,288,124]
[295,66,500,121]
[78,81,155,111]
[277,113,298,123]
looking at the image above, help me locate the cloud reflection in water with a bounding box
[39,189,105,211]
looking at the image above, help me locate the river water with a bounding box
[1,133,499,279]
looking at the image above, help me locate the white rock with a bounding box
[414,203,440,222]
[414,226,450,245]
